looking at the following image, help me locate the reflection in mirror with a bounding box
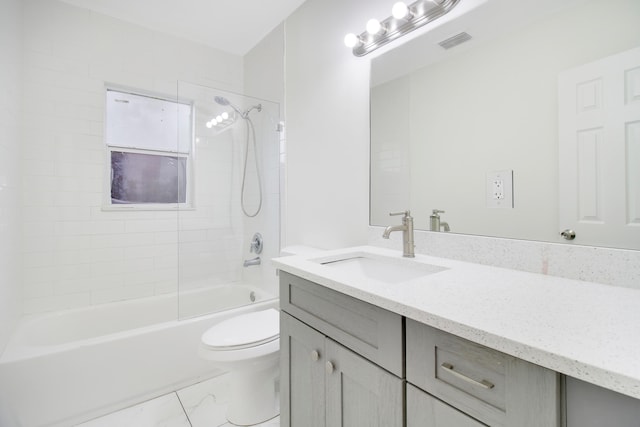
[370,0,640,250]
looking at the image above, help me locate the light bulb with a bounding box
[344,33,361,48]
[221,111,229,120]
[366,18,383,35]
[216,115,223,123]
[206,121,213,129]
[392,2,410,19]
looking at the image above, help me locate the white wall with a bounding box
[284,0,389,250]
[243,24,286,297]
[0,0,23,354]
[21,0,245,314]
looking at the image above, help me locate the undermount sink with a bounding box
[313,253,447,284]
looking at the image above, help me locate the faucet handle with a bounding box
[389,210,411,217]
[249,232,263,254]
[431,209,445,215]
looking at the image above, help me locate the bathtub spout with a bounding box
[243,257,261,267]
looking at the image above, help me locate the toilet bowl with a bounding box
[199,308,280,426]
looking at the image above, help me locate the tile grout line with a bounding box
[175,392,194,427]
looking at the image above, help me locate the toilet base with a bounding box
[226,360,280,426]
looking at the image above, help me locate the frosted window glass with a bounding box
[106,89,192,153]
[111,151,187,204]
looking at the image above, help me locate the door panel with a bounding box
[559,46,640,249]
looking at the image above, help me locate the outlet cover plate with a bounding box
[486,170,513,208]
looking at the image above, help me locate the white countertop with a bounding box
[273,245,640,399]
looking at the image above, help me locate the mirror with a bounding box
[370,0,640,250]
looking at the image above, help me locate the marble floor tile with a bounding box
[75,374,279,427]
[76,393,191,427]
[176,373,231,427]
[220,415,280,427]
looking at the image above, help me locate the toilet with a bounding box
[199,308,280,426]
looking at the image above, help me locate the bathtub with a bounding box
[0,284,277,427]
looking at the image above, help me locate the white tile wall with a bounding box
[0,0,23,354]
[21,0,246,314]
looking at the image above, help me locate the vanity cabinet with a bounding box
[279,271,403,427]
[279,271,563,427]
[406,320,561,427]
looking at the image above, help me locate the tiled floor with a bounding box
[76,373,280,427]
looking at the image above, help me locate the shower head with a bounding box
[214,95,262,118]
[214,96,231,106]
[214,96,243,117]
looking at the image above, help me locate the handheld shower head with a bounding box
[214,96,243,116]
[214,96,262,119]
[213,96,231,106]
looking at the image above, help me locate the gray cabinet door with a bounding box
[566,377,640,427]
[325,338,403,427]
[407,384,487,427]
[280,312,326,427]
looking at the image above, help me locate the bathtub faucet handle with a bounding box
[249,232,263,254]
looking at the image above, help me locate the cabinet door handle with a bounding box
[326,361,335,374]
[311,350,320,361]
[441,363,495,389]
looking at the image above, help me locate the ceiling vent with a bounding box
[438,32,472,50]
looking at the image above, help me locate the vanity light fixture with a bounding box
[345,0,461,56]
[344,33,361,48]
[366,18,385,35]
[391,2,412,20]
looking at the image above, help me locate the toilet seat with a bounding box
[201,308,279,351]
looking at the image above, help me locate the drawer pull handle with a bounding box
[441,363,495,390]
[311,350,320,361]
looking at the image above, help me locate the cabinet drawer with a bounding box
[407,384,487,427]
[407,319,561,427]
[279,271,403,377]
[407,320,506,425]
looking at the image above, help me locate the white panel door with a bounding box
[558,46,640,249]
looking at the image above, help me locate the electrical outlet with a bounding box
[492,179,505,200]
[486,170,513,208]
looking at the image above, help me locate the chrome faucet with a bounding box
[429,209,450,232]
[382,210,415,258]
[243,257,261,267]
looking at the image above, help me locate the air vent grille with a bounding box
[438,32,472,50]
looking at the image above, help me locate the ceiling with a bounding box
[59,0,308,56]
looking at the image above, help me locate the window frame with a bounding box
[102,86,195,211]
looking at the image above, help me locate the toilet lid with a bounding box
[202,308,279,350]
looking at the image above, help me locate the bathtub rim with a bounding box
[1,285,277,363]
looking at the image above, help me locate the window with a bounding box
[104,88,193,208]
[110,150,187,204]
